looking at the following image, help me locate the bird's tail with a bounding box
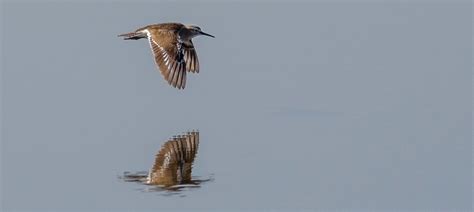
[118,31,147,40]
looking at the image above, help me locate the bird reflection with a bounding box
[122,131,209,190]
[148,131,199,186]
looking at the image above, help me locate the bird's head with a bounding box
[184,25,215,38]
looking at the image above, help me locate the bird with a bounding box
[146,131,199,186]
[118,23,214,89]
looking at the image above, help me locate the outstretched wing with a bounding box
[144,28,200,89]
[145,28,186,89]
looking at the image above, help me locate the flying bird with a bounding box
[118,23,214,89]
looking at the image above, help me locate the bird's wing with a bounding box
[149,132,199,186]
[146,29,200,89]
[146,28,186,89]
[183,41,200,73]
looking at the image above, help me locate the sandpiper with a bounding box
[118,23,214,89]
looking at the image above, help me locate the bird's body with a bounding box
[118,23,214,89]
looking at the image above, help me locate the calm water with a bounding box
[2,1,471,211]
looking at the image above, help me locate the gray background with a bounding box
[1,0,472,211]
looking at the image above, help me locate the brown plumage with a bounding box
[118,23,214,89]
[147,131,199,186]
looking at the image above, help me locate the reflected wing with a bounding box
[148,132,200,186]
[181,131,199,182]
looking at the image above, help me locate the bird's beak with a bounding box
[199,31,215,38]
